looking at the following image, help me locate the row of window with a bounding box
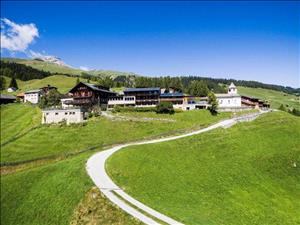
[45,112,76,116]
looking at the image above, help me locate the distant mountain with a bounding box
[32,56,69,67]
[0,57,139,78]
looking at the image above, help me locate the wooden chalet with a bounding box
[67,82,116,107]
[159,92,185,105]
[241,96,270,109]
[124,87,160,106]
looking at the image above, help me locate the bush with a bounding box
[156,102,174,114]
[289,108,300,117]
[112,106,157,113]
[278,104,287,112]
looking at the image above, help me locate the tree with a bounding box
[9,77,18,89]
[188,80,209,97]
[39,89,62,108]
[278,104,287,112]
[0,76,6,90]
[156,102,175,114]
[76,77,80,85]
[208,91,218,115]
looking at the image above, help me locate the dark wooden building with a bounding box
[0,94,16,104]
[241,96,270,109]
[124,87,160,106]
[159,92,185,105]
[67,82,116,107]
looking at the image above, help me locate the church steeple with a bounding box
[228,82,237,94]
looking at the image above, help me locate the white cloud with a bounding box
[0,18,39,52]
[79,66,90,71]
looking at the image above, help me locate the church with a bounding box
[215,83,242,108]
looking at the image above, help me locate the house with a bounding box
[16,93,25,102]
[0,94,16,104]
[241,96,270,109]
[7,87,17,92]
[42,108,86,124]
[124,87,160,107]
[215,83,241,109]
[40,85,57,94]
[159,92,185,109]
[24,89,42,104]
[65,82,116,108]
[61,97,74,109]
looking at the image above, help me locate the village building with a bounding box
[124,87,160,107]
[0,94,16,104]
[61,97,74,109]
[108,95,136,108]
[24,89,42,104]
[241,96,270,109]
[42,108,86,124]
[7,87,17,92]
[40,85,57,94]
[159,92,185,108]
[65,82,116,108]
[16,93,25,102]
[215,83,242,109]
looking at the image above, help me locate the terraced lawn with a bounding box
[108,111,300,225]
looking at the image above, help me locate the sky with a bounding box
[1,1,299,87]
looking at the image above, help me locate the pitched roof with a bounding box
[69,82,116,94]
[124,87,160,92]
[160,92,185,97]
[25,89,41,94]
[215,93,240,98]
[228,82,236,88]
[0,94,16,100]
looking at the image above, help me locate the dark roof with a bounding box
[0,94,16,100]
[69,82,116,94]
[160,92,185,97]
[124,87,160,92]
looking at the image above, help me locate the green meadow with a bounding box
[1,103,230,225]
[238,86,300,109]
[107,112,300,225]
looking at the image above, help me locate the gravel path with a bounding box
[86,110,269,225]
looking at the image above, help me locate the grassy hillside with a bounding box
[1,107,230,164]
[1,104,233,225]
[1,58,137,78]
[108,112,300,225]
[2,75,84,94]
[238,86,299,109]
[0,104,41,145]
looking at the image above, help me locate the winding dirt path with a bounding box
[86,111,268,225]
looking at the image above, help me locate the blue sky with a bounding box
[1,1,299,87]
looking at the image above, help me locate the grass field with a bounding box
[107,112,300,225]
[2,75,83,94]
[1,106,230,164]
[1,104,232,225]
[238,86,300,109]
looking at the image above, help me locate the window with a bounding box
[65,112,68,115]
[46,113,49,115]
[55,112,58,115]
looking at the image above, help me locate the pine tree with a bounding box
[208,91,218,115]
[9,77,18,89]
[76,77,80,84]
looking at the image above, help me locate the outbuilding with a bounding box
[42,108,86,124]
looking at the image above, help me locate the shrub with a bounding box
[112,106,157,113]
[156,102,175,114]
[278,104,287,111]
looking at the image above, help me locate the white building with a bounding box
[7,87,17,92]
[215,83,241,108]
[107,95,136,109]
[61,98,74,109]
[42,108,85,124]
[24,90,42,104]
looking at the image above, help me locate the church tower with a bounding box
[228,82,237,94]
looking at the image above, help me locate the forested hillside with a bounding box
[0,58,299,96]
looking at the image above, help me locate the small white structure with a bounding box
[7,87,17,92]
[108,95,136,109]
[216,83,241,108]
[61,98,74,109]
[42,108,85,124]
[24,90,42,104]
